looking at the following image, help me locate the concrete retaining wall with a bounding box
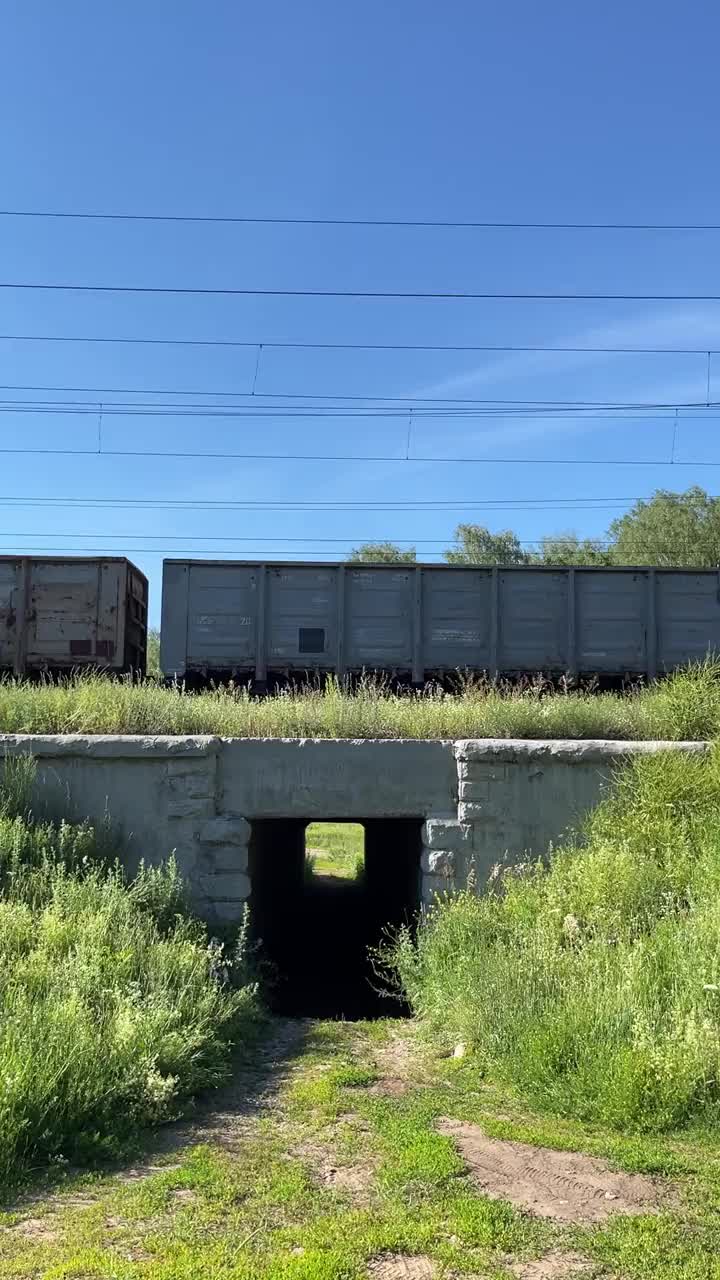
[0,735,707,922]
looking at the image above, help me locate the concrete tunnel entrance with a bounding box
[247,818,423,1018]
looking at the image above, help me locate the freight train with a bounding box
[0,557,148,676]
[2,555,720,683]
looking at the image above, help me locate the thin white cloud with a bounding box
[412,307,720,400]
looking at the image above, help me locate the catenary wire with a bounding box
[3,208,720,231]
[0,495,641,512]
[0,399,717,421]
[0,446,718,466]
[1,381,717,409]
[1,531,614,546]
[5,281,720,302]
[0,332,716,356]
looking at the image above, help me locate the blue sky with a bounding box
[2,0,720,622]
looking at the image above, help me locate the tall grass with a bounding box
[391,746,720,1132]
[0,758,259,1187]
[2,663,720,739]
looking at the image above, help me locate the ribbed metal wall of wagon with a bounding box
[159,559,720,685]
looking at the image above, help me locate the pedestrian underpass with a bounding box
[247,818,422,1017]
[1,733,701,1015]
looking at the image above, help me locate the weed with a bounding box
[0,759,260,1189]
[1,661,720,739]
[390,744,720,1132]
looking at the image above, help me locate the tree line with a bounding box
[349,486,720,567]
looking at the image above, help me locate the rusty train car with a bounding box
[0,557,148,676]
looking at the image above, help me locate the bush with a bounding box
[0,759,259,1187]
[390,746,720,1132]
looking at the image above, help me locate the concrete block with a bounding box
[199,816,251,846]
[421,848,455,876]
[458,759,517,782]
[168,773,215,800]
[167,797,214,820]
[209,899,250,924]
[458,779,491,803]
[166,756,218,776]
[458,801,495,824]
[421,874,454,905]
[201,871,251,901]
[210,845,249,874]
[422,818,470,852]
[168,840,200,875]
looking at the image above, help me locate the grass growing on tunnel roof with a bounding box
[390,742,720,1133]
[2,661,720,739]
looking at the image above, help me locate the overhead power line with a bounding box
[1,396,717,422]
[0,445,717,467]
[1,531,615,547]
[0,332,715,356]
[0,495,639,512]
[0,382,715,412]
[2,208,720,232]
[4,281,720,302]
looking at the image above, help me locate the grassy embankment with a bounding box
[391,742,720,1134]
[1,662,720,740]
[0,757,260,1192]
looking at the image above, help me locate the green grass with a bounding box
[390,742,720,1133]
[2,1019,720,1279]
[0,758,261,1191]
[305,822,365,878]
[2,661,720,739]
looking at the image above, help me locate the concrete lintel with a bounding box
[219,738,457,818]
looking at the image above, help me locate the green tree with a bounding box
[608,487,720,566]
[348,541,417,563]
[444,524,530,565]
[146,628,161,677]
[534,532,613,566]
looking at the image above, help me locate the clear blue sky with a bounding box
[2,0,720,622]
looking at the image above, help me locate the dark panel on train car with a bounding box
[267,565,337,669]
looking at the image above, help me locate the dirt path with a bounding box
[0,1017,692,1280]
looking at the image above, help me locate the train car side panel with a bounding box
[656,570,720,668]
[0,559,19,668]
[575,570,649,672]
[422,568,492,670]
[498,570,568,670]
[345,567,413,669]
[267,565,337,670]
[184,563,258,671]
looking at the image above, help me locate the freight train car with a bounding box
[0,557,148,676]
[160,559,720,684]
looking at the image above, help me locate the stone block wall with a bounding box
[0,734,708,922]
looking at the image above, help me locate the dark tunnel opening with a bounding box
[247,818,423,1018]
